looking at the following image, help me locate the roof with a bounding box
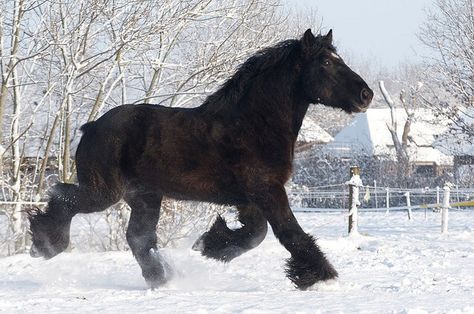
[323,108,453,165]
[297,116,333,144]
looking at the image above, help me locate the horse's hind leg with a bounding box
[28,182,123,259]
[124,191,170,289]
[192,204,268,262]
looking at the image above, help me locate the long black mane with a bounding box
[202,40,298,114]
[202,35,336,115]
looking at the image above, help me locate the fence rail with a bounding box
[0,201,47,206]
[289,186,474,210]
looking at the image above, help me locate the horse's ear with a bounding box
[324,29,333,44]
[302,29,316,54]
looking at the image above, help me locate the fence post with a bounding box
[441,184,451,234]
[423,188,428,220]
[348,166,362,235]
[456,184,460,210]
[404,191,412,220]
[374,180,378,208]
[436,186,440,205]
[385,187,390,214]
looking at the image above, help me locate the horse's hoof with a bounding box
[201,244,243,262]
[29,244,42,258]
[144,270,169,290]
[149,249,174,280]
[142,248,174,289]
[286,256,338,290]
[192,232,244,262]
[146,279,164,290]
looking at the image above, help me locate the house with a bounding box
[295,116,333,152]
[322,108,453,177]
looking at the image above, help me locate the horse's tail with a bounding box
[28,182,78,259]
[80,121,95,133]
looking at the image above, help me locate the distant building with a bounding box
[295,116,333,153]
[322,108,453,177]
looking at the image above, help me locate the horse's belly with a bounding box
[160,174,248,205]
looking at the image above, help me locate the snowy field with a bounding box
[1,210,474,313]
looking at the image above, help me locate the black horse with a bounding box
[29,29,373,290]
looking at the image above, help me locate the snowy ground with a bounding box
[1,210,474,313]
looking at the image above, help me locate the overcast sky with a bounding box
[285,0,434,69]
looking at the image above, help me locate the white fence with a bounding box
[289,167,474,234]
[289,184,474,212]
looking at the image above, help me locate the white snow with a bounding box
[1,210,474,313]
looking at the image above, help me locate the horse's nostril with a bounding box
[360,88,373,104]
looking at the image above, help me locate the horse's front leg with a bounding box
[249,183,338,290]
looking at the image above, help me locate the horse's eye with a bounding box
[323,59,331,66]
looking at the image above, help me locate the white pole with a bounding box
[405,191,412,220]
[456,185,460,210]
[385,187,390,214]
[441,184,451,234]
[350,184,360,234]
[436,186,440,205]
[348,166,362,235]
[374,180,378,208]
[423,188,427,220]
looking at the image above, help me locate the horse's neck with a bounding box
[291,101,310,140]
[247,65,309,142]
[203,59,309,146]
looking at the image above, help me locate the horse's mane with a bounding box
[201,39,301,114]
[201,34,334,115]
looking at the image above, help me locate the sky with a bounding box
[285,0,434,69]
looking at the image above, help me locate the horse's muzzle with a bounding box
[360,88,373,107]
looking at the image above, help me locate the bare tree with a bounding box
[0,0,53,252]
[379,79,424,184]
[1,0,304,255]
[419,0,474,143]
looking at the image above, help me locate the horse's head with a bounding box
[300,29,373,113]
